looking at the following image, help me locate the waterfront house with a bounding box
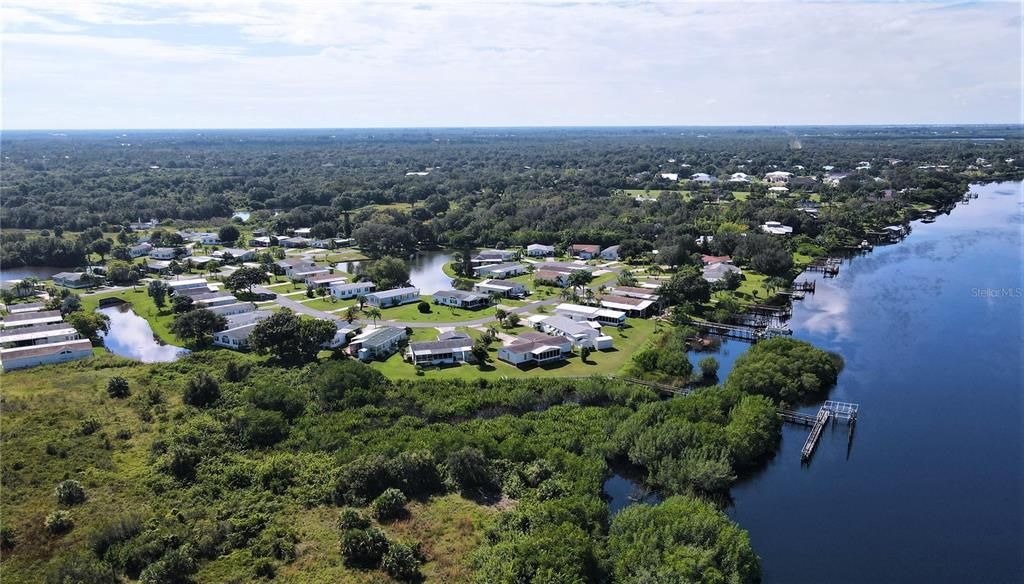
[348,326,408,361]
[0,322,80,348]
[0,339,93,371]
[600,246,620,261]
[498,332,572,367]
[536,315,613,350]
[474,262,526,279]
[407,332,474,366]
[2,310,64,329]
[5,302,46,314]
[330,281,376,300]
[599,294,658,318]
[702,262,742,283]
[364,287,420,308]
[569,244,601,260]
[473,279,527,298]
[432,290,490,309]
[52,272,93,289]
[553,303,626,326]
[608,286,661,302]
[276,258,317,277]
[471,249,517,265]
[526,244,555,257]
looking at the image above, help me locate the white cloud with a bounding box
[1,1,1020,128]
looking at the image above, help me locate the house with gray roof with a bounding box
[432,289,489,309]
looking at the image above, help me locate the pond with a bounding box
[603,470,661,515]
[99,304,188,362]
[0,266,66,283]
[338,249,456,295]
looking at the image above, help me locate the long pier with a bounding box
[778,401,860,462]
[683,319,792,343]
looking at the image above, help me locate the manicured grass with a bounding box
[371,318,659,380]
[298,296,355,312]
[375,296,498,324]
[81,288,183,344]
[732,191,750,202]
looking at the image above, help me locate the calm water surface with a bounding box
[728,181,1023,583]
[339,250,455,294]
[0,266,65,283]
[99,304,188,362]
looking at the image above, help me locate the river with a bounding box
[725,180,1023,582]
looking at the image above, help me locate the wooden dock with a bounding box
[683,319,791,343]
[610,376,691,396]
[805,257,842,277]
[778,401,860,462]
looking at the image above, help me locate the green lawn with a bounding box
[371,318,659,381]
[375,296,498,323]
[298,296,355,312]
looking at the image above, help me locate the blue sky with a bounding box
[2,1,1021,129]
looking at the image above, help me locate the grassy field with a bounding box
[373,297,498,324]
[298,296,356,313]
[371,317,659,380]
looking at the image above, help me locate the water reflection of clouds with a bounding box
[100,307,186,363]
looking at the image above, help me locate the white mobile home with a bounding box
[348,326,408,361]
[407,333,475,366]
[1,339,93,371]
[1,310,64,329]
[473,279,527,298]
[553,303,626,326]
[364,287,420,308]
[432,290,490,310]
[473,262,526,279]
[498,332,572,367]
[330,281,376,300]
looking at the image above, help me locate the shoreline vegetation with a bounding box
[1,127,1022,582]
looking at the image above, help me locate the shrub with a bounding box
[224,360,251,382]
[445,447,493,493]
[338,508,370,531]
[183,372,220,407]
[234,408,289,448]
[79,418,102,435]
[55,479,86,505]
[340,527,389,568]
[89,512,145,558]
[1,523,16,550]
[370,488,408,522]
[45,553,117,584]
[699,356,719,379]
[45,510,74,534]
[382,542,423,581]
[106,376,131,398]
[138,544,199,584]
[417,300,431,313]
[253,557,276,578]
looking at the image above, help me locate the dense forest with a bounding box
[2,127,1021,263]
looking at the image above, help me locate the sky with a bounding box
[1,1,1021,129]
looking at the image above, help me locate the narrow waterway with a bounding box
[727,181,1023,583]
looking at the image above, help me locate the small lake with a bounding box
[99,304,188,362]
[339,249,456,294]
[0,266,65,283]
[603,471,661,515]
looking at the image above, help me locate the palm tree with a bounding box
[357,294,367,310]
[559,288,572,301]
[366,307,382,325]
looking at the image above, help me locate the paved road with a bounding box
[254,285,343,321]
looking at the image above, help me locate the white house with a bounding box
[249,236,273,247]
[473,279,527,298]
[526,244,555,257]
[52,272,93,289]
[364,287,420,308]
[702,263,742,283]
[211,248,256,262]
[407,332,474,366]
[768,186,789,196]
[348,326,408,361]
[278,237,311,248]
[498,332,572,367]
[324,323,360,349]
[760,221,794,235]
[0,339,93,371]
[276,258,317,277]
[608,286,661,302]
[166,278,210,295]
[764,171,793,184]
[181,231,220,245]
[0,323,80,348]
[151,247,186,260]
[729,172,751,183]
[129,218,159,230]
[600,246,620,261]
[213,323,260,350]
[474,262,526,279]
[599,295,657,318]
[331,281,376,300]
[206,302,257,317]
[553,303,626,326]
[658,172,679,181]
[690,173,717,186]
[191,291,239,308]
[1,310,64,329]
[432,290,490,309]
[129,242,153,258]
[536,315,613,350]
[4,302,46,314]
[471,249,516,265]
[306,273,348,288]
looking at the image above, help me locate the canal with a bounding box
[726,180,1023,583]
